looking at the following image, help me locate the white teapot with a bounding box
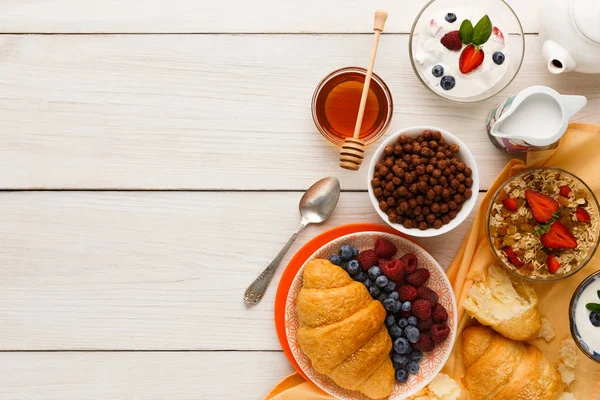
[539,0,600,74]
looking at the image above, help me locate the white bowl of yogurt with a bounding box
[409,0,524,102]
[570,270,600,363]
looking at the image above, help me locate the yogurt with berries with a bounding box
[412,8,509,99]
[571,273,600,361]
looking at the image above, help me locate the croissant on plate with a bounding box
[296,259,394,399]
[462,326,564,400]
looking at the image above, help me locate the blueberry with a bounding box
[401,301,412,312]
[385,315,396,327]
[398,318,408,328]
[405,326,421,344]
[329,255,342,266]
[375,275,389,288]
[492,51,505,65]
[368,266,382,280]
[432,65,444,78]
[388,291,399,300]
[440,76,456,91]
[352,247,359,257]
[392,353,409,366]
[393,300,403,314]
[590,312,600,327]
[408,361,420,374]
[383,298,397,311]
[410,350,423,362]
[347,260,361,276]
[363,278,373,289]
[445,12,457,23]
[408,316,418,326]
[393,337,411,354]
[384,280,397,293]
[340,261,349,271]
[369,286,381,298]
[389,325,403,339]
[377,293,389,303]
[354,271,366,283]
[340,244,354,261]
[395,367,409,383]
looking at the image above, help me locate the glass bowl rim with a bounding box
[568,269,600,363]
[311,66,394,146]
[408,0,526,103]
[486,167,600,282]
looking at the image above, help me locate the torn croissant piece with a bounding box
[296,259,394,399]
[462,265,542,341]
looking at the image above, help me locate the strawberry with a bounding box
[502,198,518,212]
[503,246,523,268]
[380,259,405,283]
[459,45,484,74]
[413,333,435,352]
[430,323,450,343]
[357,249,379,271]
[491,26,505,45]
[398,285,418,301]
[374,238,397,258]
[524,190,559,223]
[416,317,433,333]
[417,287,439,306]
[406,268,430,287]
[432,303,448,323]
[541,222,578,249]
[411,299,432,320]
[559,185,572,197]
[401,253,418,274]
[547,254,560,274]
[440,30,462,51]
[576,207,591,222]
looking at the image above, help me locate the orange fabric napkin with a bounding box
[266,123,600,400]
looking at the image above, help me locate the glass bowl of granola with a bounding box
[487,167,600,282]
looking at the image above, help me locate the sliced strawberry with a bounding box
[541,222,578,249]
[491,26,505,45]
[502,198,518,212]
[547,254,560,274]
[459,45,484,74]
[503,246,523,268]
[559,186,572,198]
[576,207,591,222]
[524,190,559,223]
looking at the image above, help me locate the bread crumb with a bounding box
[558,392,576,400]
[558,363,576,386]
[537,317,555,342]
[560,338,579,368]
[408,373,461,400]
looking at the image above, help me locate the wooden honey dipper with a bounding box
[340,10,388,171]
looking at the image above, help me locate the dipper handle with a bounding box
[373,10,388,31]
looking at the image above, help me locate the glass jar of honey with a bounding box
[312,67,393,146]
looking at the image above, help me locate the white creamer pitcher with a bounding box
[486,86,587,153]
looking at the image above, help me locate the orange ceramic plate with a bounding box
[274,223,418,379]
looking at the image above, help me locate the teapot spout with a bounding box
[543,40,577,74]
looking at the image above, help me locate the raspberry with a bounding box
[357,249,379,271]
[380,259,405,284]
[432,303,448,323]
[401,253,418,274]
[411,299,432,320]
[440,30,462,51]
[416,317,433,332]
[413,333,435,352]
[417,287,439,306]
[431,323,450,343]
[378,259,390,269]
[374,238,397,258]
[398,285,418,301]
[406,268,430,287]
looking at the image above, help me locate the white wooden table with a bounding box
[0,1,599,399]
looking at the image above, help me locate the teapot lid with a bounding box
[573,0,600,43]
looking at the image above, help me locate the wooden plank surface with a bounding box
[0,351,291,400]
[0,34,599,190]
[0,191,481,350]
[0,0,540,34]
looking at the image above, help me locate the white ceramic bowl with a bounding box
[367,126,480,237]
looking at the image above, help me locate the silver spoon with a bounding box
[244,176,341,307]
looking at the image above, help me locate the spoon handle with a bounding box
[244,222,307,307]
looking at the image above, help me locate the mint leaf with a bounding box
[472,15,492,46]
[587,303,600,313]
[598,290,600,299]
[459,19,473,44]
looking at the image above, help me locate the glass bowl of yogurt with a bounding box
[409,0,524,102]
[570,270,600,363]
